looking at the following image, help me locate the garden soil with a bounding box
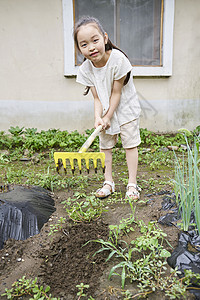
[0,165,195,299]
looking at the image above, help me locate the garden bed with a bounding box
[0,127,199,299]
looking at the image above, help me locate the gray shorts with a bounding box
[99,119,141,149]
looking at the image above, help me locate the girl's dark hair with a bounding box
[74,16,131,95]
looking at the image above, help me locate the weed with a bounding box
[4,167,28,185]
[62,194,107,222]
[8,126,24,136]
[76,283,90,299]
[88,215,180,297]
[90,219,199,299]
[109,204,136,245]
[131,220,171,252]
[138,150,174,170]
[121,289,132,299]
[48,217,67,236]
[0,153,9,164]
[1,276,59,299]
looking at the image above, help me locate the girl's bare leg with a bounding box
[125,147,138,192]
[96,148,113,196]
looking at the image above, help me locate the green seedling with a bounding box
[62,194,106,223]
[48,217,66,236]
[131,220,171,252]
[1,276,59,300]
[109,207,136,245]
[76,283,89,299]
[0,153,9,164]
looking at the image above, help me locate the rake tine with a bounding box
[85,158,90,171]
[54,154,105,174]
[93,158,97,172]
[57,154,105,173]
[53,127,105,174]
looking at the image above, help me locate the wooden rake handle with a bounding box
[79,125,102,153]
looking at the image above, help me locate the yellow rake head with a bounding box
[54,152,105,174]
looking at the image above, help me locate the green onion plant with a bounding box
[173,135,200,233]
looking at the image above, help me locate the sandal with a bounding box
[125,183,141,200]
[95,181,115,199]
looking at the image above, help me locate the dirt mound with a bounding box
[38,221,109,299]
[0,181,195,299]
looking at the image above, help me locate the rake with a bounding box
[54,125,105,174]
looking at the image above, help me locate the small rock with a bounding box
[167,145,179,151]
[20,157,31,161]
[31,154,40,163]
[180,144,187,150]
[17,258,22,262]
[159,147,169,152]
[142,148,151,153]
[24,149,30,156]
[0,150,9,155]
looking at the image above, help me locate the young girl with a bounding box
[74,16,141,200]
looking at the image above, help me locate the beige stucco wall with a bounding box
[0,0,199,132]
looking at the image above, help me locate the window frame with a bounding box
[62,0,174,77]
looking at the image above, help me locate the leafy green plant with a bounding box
[109,207,136,245]
[120,269,200,299]
[131,220,171,253]
[4,166,28,184]
[140,127,196,150]
[7,126,25,149]
[121,289,133,300]
[0,125,198,159]
[0,153,9,164]
[89,220,173,294]
[0,131,9,149]
[138,150,174,170]
[8,126,24,136]
[89,220,200,299]
[76,283,90,299]
[62,194,106,222]
[1,276,59,299]
[48,217,66,236]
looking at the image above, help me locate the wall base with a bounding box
[0,99,199,133]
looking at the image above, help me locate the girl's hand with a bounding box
[102,116,111,130]
[94,116,104,130]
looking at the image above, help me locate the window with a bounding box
[62,0,174,76]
